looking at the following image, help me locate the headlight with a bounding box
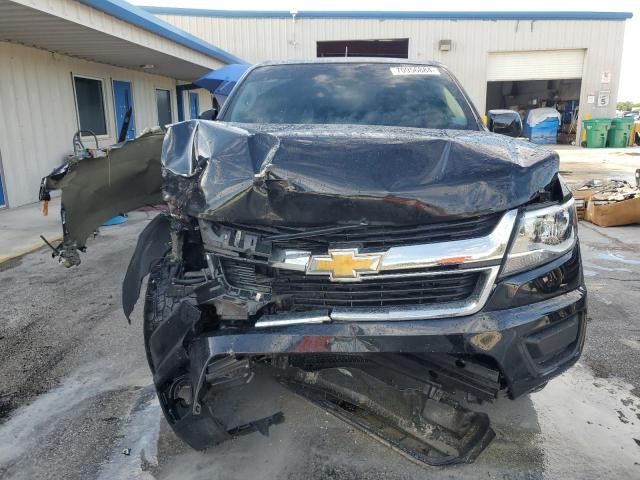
[501,198,577,276]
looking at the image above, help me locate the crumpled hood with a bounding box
[162,120,559,225]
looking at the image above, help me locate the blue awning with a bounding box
[194,64,250,95]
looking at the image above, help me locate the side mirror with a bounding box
[199,109,218,121]
[487,110,522,138]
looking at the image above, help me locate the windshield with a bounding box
[222,63,478,130]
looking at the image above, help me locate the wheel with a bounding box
[142,254,230,450]
[142,255,178,374]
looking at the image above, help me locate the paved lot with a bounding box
[0,196,62,263]
[554,144,640,187]
[1,149,640,479]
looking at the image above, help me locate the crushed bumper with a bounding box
[155,286,586,401]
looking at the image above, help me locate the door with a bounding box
[487,50,585,81]
[156,89,172,127]
[189,92,199,119]
[112,80,136,141]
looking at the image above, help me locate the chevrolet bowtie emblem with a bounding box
[307,249,382,281]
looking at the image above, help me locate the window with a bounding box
[156,89,172,127]
[223,63,477,130]
[317,39,409,58]
[73,76,108,136]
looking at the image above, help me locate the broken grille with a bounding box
[221,214,501,253]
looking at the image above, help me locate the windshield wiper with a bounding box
[265,222,368,241]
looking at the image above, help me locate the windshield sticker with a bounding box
[390,66,441,76]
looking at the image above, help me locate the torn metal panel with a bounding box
[162,120,560,225]
[122,214,171,321]
[42,130,165,265]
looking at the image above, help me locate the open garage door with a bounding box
[486,50,585,145]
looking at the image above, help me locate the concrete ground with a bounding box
[553,144,640,187]
[1,148,640,479]
[0,196,62,263]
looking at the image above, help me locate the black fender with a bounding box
[40,130,165,266]
[122,214,171,321]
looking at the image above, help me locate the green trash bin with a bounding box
[606,117,634,147]
[583,118,612,148]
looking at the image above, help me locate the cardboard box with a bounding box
[585,196,640,227]
[572,190,595,202]
[573,190,594,220]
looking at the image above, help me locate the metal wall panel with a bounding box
[0,41,179,207]
[157,14,626,132]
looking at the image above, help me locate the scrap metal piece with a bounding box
[255,310,331,328]
[204,356,253,388]
[226,412,285,438]
[39,234,61,257]
[280,366,494,466]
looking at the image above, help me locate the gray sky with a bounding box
[134,0,640,102]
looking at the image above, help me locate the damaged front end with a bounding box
[41,119,585,465]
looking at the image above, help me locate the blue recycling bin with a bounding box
[523,116,560,145]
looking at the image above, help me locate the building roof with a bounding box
[0,0,243,79]
[78,0,244,64]
[142,7,633,21]
[253,58,447,66]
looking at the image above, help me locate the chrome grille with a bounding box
[219,258,271,293]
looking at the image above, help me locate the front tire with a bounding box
[142,255,230,450]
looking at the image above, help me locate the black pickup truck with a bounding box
[42,59,585,464]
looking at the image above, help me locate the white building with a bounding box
[148,8,631,144]
[0,3,632,208]
[0,0,243,208]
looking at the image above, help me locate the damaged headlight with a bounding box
[501,198,577,276]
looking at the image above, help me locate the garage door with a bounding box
[487,50,585,81]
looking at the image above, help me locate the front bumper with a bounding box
[183,287,585,399]
[150,251,585,451]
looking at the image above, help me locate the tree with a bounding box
[617,101,634,111]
